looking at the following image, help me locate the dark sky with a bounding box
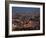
[12,7,40,15]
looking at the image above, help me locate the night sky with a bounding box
[12,7,40,15]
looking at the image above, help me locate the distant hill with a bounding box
[12,12,40,19]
